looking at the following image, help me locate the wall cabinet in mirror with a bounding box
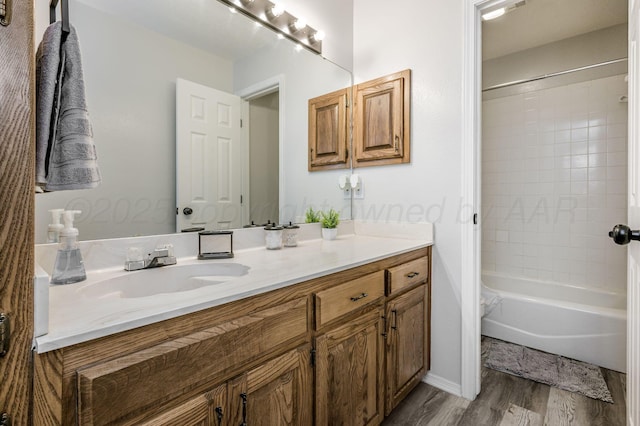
[354,69,411,167]
[308,88,350,171]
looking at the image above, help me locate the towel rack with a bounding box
[49,0,69,34]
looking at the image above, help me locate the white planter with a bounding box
[321,227,338,240]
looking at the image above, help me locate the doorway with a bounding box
[246,91,280,225]
[462,0,633,406]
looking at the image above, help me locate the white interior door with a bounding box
[176,78,243,231]
[628,1,640,423]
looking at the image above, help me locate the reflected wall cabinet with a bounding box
[308,88,350,171]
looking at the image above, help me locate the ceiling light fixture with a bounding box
[482,7,505,20]
[481,0,526,21]
[217,0,323,54]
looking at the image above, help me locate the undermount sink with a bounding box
[77,262,250,299]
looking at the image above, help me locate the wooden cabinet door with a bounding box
[308,88,349,171]
[315,308,384,426]
[353,69,410,167]
[228,345,313,426]
[138,384,226,426]
[77,297,308,425]
[385,284,429,415]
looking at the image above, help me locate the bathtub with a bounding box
[481,271,627,373]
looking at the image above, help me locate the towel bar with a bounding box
[49,0,69,33]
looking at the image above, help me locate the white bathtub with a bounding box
[481,271,627,372]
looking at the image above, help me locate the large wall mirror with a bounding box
[35,0,353,243]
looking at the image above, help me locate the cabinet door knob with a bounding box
[609,224,640,245]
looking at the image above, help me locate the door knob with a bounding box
[609,224,640,245]
[183,207,193,215]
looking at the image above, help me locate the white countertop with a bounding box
[34,221,433,353]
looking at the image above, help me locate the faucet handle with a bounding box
[125,247,145,271]
[151,244,174,258]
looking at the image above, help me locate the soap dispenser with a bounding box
[51,210,87,285]
[47,209,65,243]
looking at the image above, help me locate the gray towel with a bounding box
[35,22,101,191]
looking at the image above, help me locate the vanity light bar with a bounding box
[218,0,323,54]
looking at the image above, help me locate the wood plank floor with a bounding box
[382,365,627,426]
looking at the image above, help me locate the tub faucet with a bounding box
[125,245,177,271]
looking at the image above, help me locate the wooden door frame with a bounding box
[0,0,35,424]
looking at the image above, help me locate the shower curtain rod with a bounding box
[482,57,628,92]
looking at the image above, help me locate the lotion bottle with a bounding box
[47,209,65,243]
[51,210,87,285]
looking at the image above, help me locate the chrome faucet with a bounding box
[125,245,177,271]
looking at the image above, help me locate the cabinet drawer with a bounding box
[315,271,385,328]
[387,257,428,295]
[77,297,309,426]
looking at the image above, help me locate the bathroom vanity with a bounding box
[33,223,432,425]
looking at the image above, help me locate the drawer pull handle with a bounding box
[391,309,398,330]
[240,393,247,426]
[350,292,368,302]
[406,271,420,278]
[215,406,223,426]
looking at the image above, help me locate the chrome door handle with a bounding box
[609,224,640,245]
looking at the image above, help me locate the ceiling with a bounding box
[482,0,628,60]
[77,0,280,61]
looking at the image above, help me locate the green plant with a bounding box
[305,207,321,223]
[320,208,340,229]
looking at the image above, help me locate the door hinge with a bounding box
[0,0,12,27]
[473,213,478,225]
[0,413,10,426]
[240,195,243,204]
[310,347,316,366]
[0,313,9,358]
[240,119,243,128]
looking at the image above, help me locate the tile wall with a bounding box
[482,75,628,293]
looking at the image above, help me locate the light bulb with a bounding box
[293,18,306,31]
[313,30,325,41]
[270,3,284,17]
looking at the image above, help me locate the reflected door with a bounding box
[176,78,243,231]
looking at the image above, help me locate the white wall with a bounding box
[483,75,628,293]
[353,0,465,389]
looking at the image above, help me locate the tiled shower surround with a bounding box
[482,75,628,293]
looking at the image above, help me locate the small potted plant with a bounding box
[320,208,340,240]
[305,207,321,223]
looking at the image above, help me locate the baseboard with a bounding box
[422,372,462,397]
